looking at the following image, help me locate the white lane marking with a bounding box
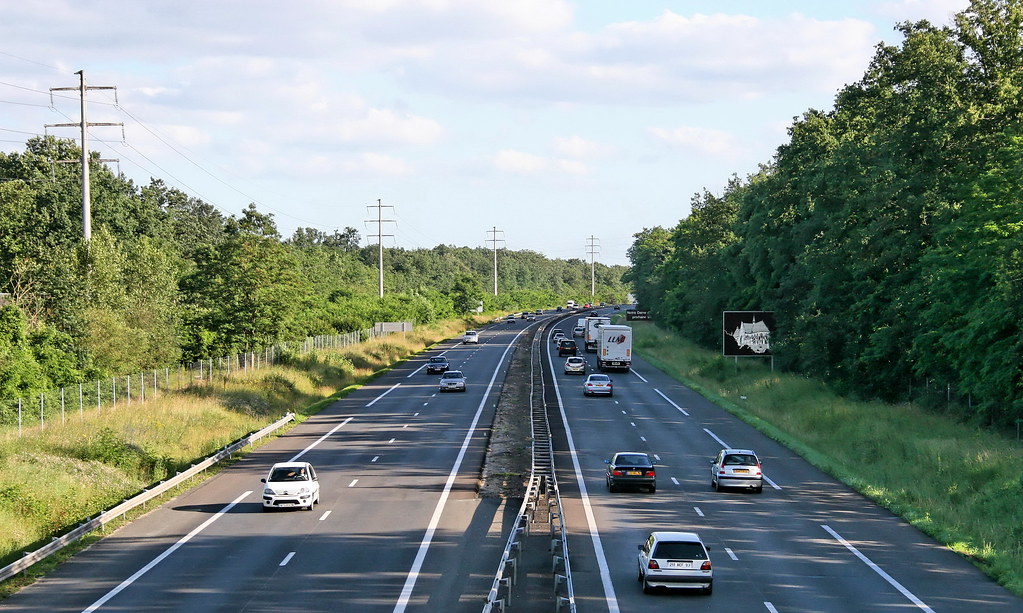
[290,417,354,462]
[630,422,636,427]
[671,477,680,486]
[320,511,331,521]
[371,456,379,462]
[632,370,649,383]
[415,411,421,415]
[366,383,401,407]
[654,389,689,416]
[765,603,779,613]
[822,525,935,612]
[279,552,296,566]
[392,327,526,613]
[388,438,396,444]
[725,547,738,560]
[702,427,782,490]
[403,424,409,429]
[82,491,251,613]
[694,506,704,517]
[548,337,620,613]
[621,410,627,415]
[640,436,647,442]
[348,479,359,487]
[653,454,661,461]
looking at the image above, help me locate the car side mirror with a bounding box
[604,459,610,464]
[705,545,712,551]
[260,478,266,483]
[637,544,643,551]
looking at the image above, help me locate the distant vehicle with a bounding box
[463,330,479,344]
[597,324,632,371]
[556,306,564,312]
[605,451,656,493]
[710,448,763,493]
[439,370,467,392]
[552,332,566,344]
[557,339,578,356]
[535,309,543,315]
[425,356,449,374]
[506,314,516,323]
[613,305,621,310]
[583,373,613,396]
[637,532,713,594]
[261,462,320,511]
[572,326,585,337]
[566,300,576,309]
[584,316,611,352]
[564,356,587,375]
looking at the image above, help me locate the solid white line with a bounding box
[725,547,738,560]
[392,327,525,613]
[279,552,295,566]
[548,334,619,613]
[348,479,359,487]
[821,525,934,612]
[320,511,331,521]
[82,491,251,613]
[366,382,401,407]
[632,370,648,383]
[655,389,689,416]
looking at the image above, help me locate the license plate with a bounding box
[666,561,692,568]
[626,471,641,475]
[734,468,749,473]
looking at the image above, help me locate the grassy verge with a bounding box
[0,316,486,595]
[631,321,1023,596]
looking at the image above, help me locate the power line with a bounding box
[586,235,600,297]
[486,227,505,295]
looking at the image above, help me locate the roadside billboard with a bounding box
[722,311,775,357]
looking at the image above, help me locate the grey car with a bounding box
[605,451,656,493]
[439,370,467,392]
[425,356,449,374]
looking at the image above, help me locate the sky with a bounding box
[0,0,970,266]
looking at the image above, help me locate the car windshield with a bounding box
[724,454,757,465]
[615,454,651,466]
[269,467,308,482]
[442,372,463,379]
[429,357,445,363]
[653,541,706,560]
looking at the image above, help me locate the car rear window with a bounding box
[616,454,651,466]
[724,454,757,465]
[653,542,706,560]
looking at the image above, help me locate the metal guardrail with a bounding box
[483,325,575,612]
[0,412,296,583]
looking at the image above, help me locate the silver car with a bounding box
[564,356,587,375]
[710,448,763,493]
[439,370,467,392]
[637,531,712,594]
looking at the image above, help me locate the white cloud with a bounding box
[491,149,588,175]
[553,136,613,158]
[875,0,970,25]
[649,126,743,158]
[336,109,443,145]
[349,152,414,175]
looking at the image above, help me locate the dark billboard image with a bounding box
[723,311,775,357]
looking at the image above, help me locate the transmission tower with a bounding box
[586,236,600,297]
[365,199,395,298]
[486,227,505,295]
[46,70,122,243]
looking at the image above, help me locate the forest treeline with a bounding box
[0,136,628,405]
[626,0,1023,427]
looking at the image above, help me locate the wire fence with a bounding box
[0,327,390,435]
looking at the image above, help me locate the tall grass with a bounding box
[0,316,480,578]
[632,322,1023,595]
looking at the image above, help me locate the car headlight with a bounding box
[264,487,275,496]
[299,487,310,495]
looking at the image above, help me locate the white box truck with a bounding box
[597,324,633,371]
[584,316,611,352]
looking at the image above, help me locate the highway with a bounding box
[4,309,1023,612]
[539,310,1023,612]
[2,323,528,613]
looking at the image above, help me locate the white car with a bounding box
[564,356,587,375]
[710,448,763,493]
[463,330,479,344]
[583,373,613,396]
[637,531,713,594]
[572,326,585,337]
[261,462,320,511]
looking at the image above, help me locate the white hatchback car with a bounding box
[261,462,320,511]
[463,330,479,344]
[564,356,587,375]
[710,448,763,493]
[637,531,713,594]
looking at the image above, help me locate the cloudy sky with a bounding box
[1,0,969,266]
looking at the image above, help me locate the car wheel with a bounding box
[642,579,654,594]
[609,390,614,397]
[648,485,656,494]
[755,485,763,494]
[703,583,713,595]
